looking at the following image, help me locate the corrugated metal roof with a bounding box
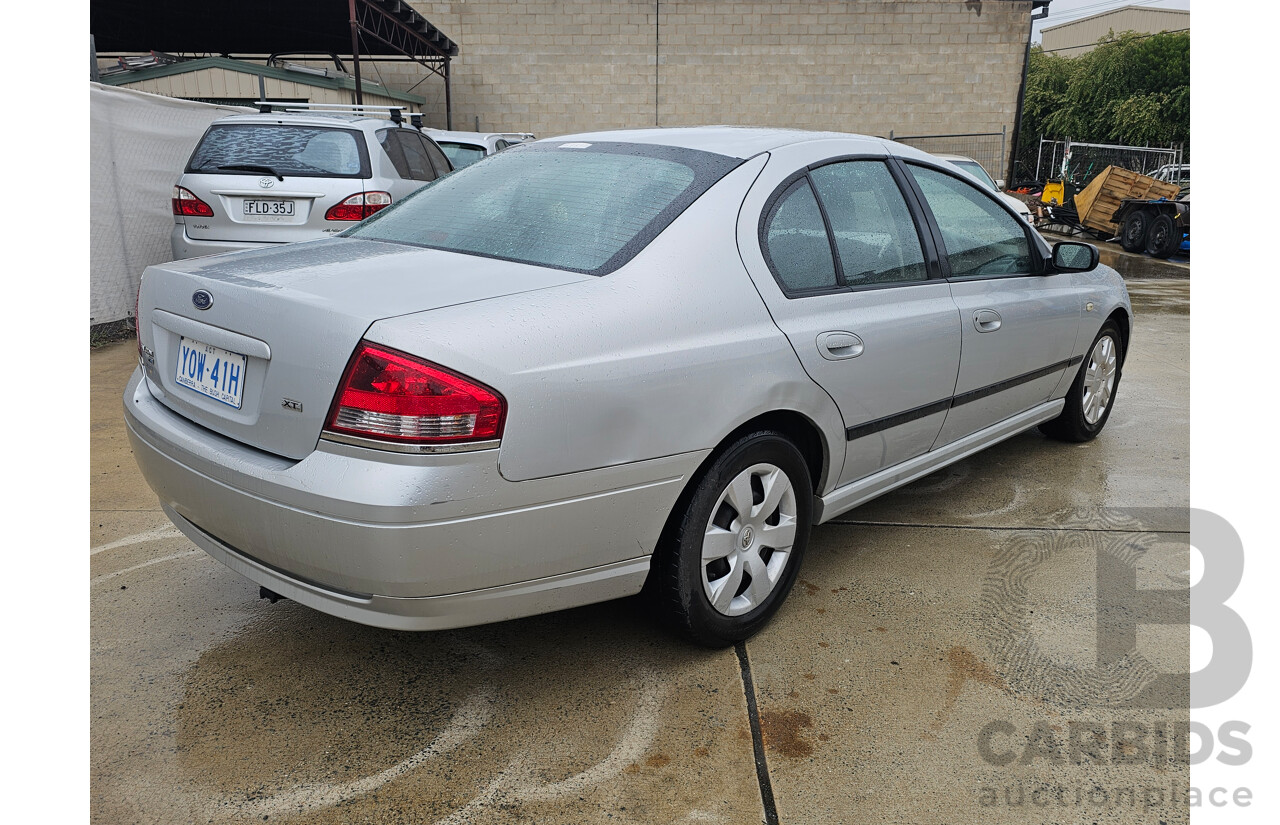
[97,57,425,105]
[1040,4,1189,34]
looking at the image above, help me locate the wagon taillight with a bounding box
[172,186,214,217]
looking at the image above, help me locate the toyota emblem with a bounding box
[258,177,275,189]
[192,290,214,311]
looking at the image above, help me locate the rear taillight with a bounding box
[325,342,505,446]
[172,186,214,217]
[325,191,392,221]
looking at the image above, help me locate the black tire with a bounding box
[1145,213,1178,259]
[651,431,813,647]
[1039,320,1124,443]
[1119,209,1149,253]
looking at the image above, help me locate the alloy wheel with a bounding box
[1082,335,1118,424]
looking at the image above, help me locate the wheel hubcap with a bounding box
[701,463,798,617]
[1082,335,1118,425]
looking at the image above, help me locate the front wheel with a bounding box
[1039,320,1124,443]
[652,431,813,647]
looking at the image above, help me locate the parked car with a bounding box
[934,153,1034,224]
[127,127,1129,647]
[425,129,536,169]
[170,105,453,259]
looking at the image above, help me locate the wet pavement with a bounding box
[1041,229,1190,280]
[91,281,1190,824]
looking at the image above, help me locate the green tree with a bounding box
[1016,30,1190,180]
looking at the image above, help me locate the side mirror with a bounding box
[1051,241,1099,273]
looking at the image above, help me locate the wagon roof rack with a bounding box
[252,101,425,126]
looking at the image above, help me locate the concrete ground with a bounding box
[91,280,1190,824]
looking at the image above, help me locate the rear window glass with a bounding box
[951,160,997,191]
[345,142,740,275]
[438,141,487,169]
[187,124,369,178]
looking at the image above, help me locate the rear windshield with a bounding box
[437,141,487,169]
[345,142,741,275]
[187,124,370,178]
[951,160,997,191]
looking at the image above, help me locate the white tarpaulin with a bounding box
[90,83,251,325]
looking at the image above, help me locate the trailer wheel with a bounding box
[1119,210,1149,253]
[1145,213,1178,259]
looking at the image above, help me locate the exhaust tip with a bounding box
[259,586,287,604]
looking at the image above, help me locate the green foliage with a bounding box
[1019,29,1190,157]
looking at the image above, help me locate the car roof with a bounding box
[543,126,894,159]
[425,129,496,145]
[210,112,412,131]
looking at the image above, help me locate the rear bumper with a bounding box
[123,368,705,629]
[170,225,281,260]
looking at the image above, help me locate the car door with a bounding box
[737,140,963,489]
[897,160,1083,446]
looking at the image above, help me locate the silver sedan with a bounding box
[125,127,1129,646]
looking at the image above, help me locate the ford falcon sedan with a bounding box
[125,127,1128,646]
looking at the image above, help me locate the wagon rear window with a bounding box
[346,142,740,275]
[437,141,487,169]
[187,124,369,178]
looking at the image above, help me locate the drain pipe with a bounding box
[1008,1,1052,187]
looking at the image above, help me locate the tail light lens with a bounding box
[172,186,214,217]
[325,191,392,221]
[325,342,505,447]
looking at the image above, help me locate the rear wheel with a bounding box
[1039,320,1123,443]
[653,431,813,647]
[1119,210,1149,252]
[1145,213,1178,259]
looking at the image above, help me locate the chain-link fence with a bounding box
[1023,138,1185,189]
[889,127,1008,185]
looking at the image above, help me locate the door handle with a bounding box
[816,331,864,360]
[973,309,1002,333]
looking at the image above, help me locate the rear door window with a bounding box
[393,132,438,182]
[187,124,369,178]
[808,161,928,286]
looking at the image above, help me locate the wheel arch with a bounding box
[643,409,830,587]
[1106,307,1131,366]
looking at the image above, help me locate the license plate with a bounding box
[176,337,247,409]
[242,199,295,217]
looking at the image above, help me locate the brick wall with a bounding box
[366,1,1030,142]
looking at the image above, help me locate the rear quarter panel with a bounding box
[364,154,848,484]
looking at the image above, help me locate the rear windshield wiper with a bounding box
[217,164,284,181]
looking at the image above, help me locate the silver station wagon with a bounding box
[126,127,1129,646]
[170,104,453,259]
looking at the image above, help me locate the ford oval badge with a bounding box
[192,289,214,311]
